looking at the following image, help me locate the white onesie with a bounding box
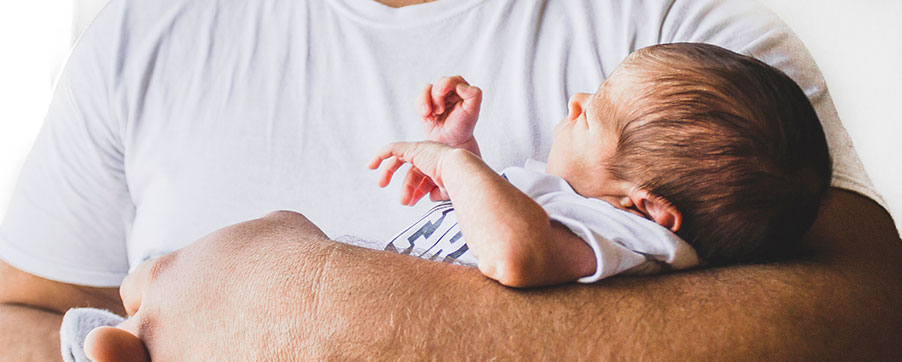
[383,160,699,283]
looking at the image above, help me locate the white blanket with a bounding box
[60,308,125,362]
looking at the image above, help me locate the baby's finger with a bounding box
[429,186,450,202]
[416,83,434,119]
[429,186,451,201]
[399,169,419,205]
[401,168,425,205]
[429,187,442,202]
[367,154,389,170]
[409,176,436,206]
[432,75,467,114]
[456,83,482,112]
[368,147,393,170]
[378,157,405,188]
[370,142,410,168]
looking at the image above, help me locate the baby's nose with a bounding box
[570,93,590,106]
[567,93,591,119]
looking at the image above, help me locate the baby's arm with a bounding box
[398,76,483,205]
[370,142,596,287]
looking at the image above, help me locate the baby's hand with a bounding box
[368,141,457,206]
[416,76,482,156]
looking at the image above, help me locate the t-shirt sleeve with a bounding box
[543,201,699,283]
[0,0,133,287]
[658,0,886,209]
[504,166,699,283]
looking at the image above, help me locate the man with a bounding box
[2,0,900,359]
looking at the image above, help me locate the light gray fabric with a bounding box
[60,308,125,362]
[381,160,699,283]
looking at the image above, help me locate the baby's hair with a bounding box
[604,43,831,264]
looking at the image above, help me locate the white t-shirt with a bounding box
[383,160,699,283]
[0,0,882,287]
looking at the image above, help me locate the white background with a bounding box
[1,0,900,234]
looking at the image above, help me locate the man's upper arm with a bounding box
[0,0,132,287]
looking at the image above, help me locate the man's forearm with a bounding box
[0,304,64,361]
[0,260,124,361]
[127,191,902,359]
[305,189,902,359]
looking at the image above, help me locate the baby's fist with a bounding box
[416,76,482,155]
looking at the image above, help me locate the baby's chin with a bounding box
[544,157,578,187]
[551,119,568,136]
[543,153,563,176]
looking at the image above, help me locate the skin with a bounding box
[84,192,902,360]
[369,73,679,287]
[0,261,124,361]
[400,76,483,205]
[372,142,598,287]
[377,0,436,8]
[1,0,900,360]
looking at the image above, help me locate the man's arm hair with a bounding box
[123,188,902,359]
[301,189,902,359]
[0,260,124,361]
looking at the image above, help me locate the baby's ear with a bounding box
[628,189,682,233]
[84,325,150,362]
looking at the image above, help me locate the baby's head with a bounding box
[548,43,831,265]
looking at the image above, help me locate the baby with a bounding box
[369,43,832,287]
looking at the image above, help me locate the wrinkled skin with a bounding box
[84,191,902,360]
[87,211,337,360]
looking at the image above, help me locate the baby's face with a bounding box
[546,71,635,200]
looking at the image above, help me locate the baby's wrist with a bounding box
[436,147,474,188]
[445,136,480,157]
